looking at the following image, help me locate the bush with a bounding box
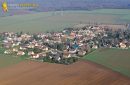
[38,56,78,65]
[60,57,78,65]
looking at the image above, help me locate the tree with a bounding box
[33,48,42,53]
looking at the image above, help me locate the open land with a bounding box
[0,9,130,33]
[0,54,23,68]
[83,48,130,77]
[0,60,130,85]
[0,9,130,84]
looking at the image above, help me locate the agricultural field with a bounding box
[0,61,130,85]
[0,9,130,84]
[0,48,24,68]
[83,48,130,77]
[0,9,130,33]
[0,54,23,68]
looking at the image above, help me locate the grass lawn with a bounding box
[83,48,130,77]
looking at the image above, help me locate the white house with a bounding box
[119,43,126,49]
[17,51,25,56]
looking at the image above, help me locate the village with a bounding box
[1,24,130,64]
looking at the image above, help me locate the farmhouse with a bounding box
[17,51,25,56]
[31,54,40,59]
[78,50,86,57]
[119,42,127,49]
[12,48,18,52]
[63,50,71,58]
[4,50,12,54]
[28,51,35,56]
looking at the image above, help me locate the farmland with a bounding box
[0,54,23,68]
[83,48,130,77]
[0,48,24,68]
[0,60,130,85]
[0,9,130,33]
[0,9,130,84]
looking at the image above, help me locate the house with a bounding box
[92,45,98,49]
[42,47,49,51]
[28,51,34,56]
[78,50,86,57]
[17,51,25,56]
[72,43,79,49]
[119,42,127,49]
[31,54,40,59]
[63,50,71,58]
[12,48,18,52]
[36,52,47,58]
[49,54,61,61]
[69,49,77,54]
[48,50,62,61]
[35,43,39,47]
[4,50,11,54]
[20,46,27,50]
[39,52,47,57]
[27,44,35,48]
[17,37,22,42]
[3,43,12,48]
[12,43,17,47]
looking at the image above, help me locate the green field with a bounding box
[0,54,24,68]
[83,48,130,77]
[0,9,130,33]
[0,48,24,68]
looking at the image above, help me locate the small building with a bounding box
[38,52,47,58]
[12,48,18,52]
[27,44,35,48]
[17,51,25,56]
[4,50,11,54]
[78,50,86,57]
[63,50,71,58]
[92,45,98,49]
[31,54,40,59]
[28,51,34,56]
[42,47,49,51]
[119,43,127,49]
[48,50,62,61]
[20,46,27,50]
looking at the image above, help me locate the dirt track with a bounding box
[0,60,130,85]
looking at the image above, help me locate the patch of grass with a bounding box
[0,47,26,68]
[83,48,130,77]
[0,54,24,68]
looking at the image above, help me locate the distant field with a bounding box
[83,48,130,77]
[0,9,130,33]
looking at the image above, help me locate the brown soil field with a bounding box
[0,60,130,85]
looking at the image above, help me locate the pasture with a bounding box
[0,9,130,33]
[83,48,130,77]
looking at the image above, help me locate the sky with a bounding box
[0,0,130,16]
